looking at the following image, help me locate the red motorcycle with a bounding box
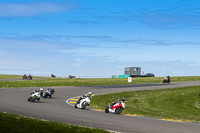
[105,98,125,114]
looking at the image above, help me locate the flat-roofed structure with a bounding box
[124,67,141,75]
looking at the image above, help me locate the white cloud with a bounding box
[0,2,77,17]
[0,38,59,50]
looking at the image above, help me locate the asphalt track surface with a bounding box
[1,81,200,133]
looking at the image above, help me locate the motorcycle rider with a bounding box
[77,92,92,104]
[29,88,43,96]
[85,92,92,97]
[40,88,43,97]
[51,87,55,94]
[28,74,32,80]
[47,88,51,92]
[166,76,170,80]
[23,74,27,80]
[121,97,126,102]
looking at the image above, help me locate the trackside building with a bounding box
[124,67,141,75]
[112,67,142,78]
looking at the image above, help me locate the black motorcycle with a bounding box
[163,76,171,83]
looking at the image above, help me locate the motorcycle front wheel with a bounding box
[81,102,87,109]
[31,97,36,102]
[115,107,123,114]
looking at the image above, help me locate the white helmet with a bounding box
[88,92,92,95]
[40,88,43,91]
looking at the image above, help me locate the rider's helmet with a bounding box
[40,88,43,91]
[122,97,125,102]
[88,92,92,96]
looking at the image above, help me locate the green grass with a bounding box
[0,112,109,133]
[0,74,50,79]
[90,86,200,123]
[0,74,24,79]
[0,75,200,88]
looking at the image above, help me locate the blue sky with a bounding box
[0,0,200,77]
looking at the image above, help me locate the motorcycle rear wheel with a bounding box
[28,97,31,101]
[74,103,78,108]
[105,106,109,113]
[43,93,47,98]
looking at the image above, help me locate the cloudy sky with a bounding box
[0,0,200,77]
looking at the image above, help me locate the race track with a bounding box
[1,81,200,133]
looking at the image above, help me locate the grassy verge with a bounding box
[0,112,109,133]
[90,86,200,123]
[0,74,50,80]
[0,74,23,79]
[0,76,200,88]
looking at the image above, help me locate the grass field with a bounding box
[0,74,49,79]
[0,74,22,79]
[0,112,109,133]
[90,86,200,123]
[1,75,200,88]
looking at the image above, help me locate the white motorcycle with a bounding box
[105,100,125,114]
[28,91,41,102]
[43,88,55,98]
[74,96,91,109]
